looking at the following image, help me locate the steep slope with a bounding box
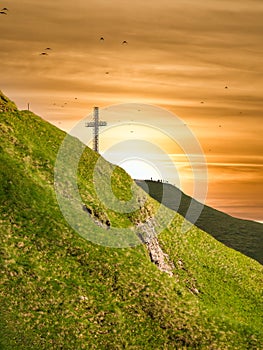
[0,92,263,349]
[136,180,263,264]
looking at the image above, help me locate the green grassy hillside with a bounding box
[135,180,263,265]
[0,91,263,349]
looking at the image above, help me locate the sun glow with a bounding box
[118,158,162,181]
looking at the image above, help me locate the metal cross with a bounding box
[85,107,107,153]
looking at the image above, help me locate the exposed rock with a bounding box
[190,287,199,295]
[136,219,175,277]
[82,204,93,215]
[82,203,111,230]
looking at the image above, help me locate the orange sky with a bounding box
[1,0,262,221]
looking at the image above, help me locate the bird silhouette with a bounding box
[1,7,8,11]
[45,47,52,50]
[0,11,7,15]
[122,40,128,45]
[100,37,104,41]
[40,52,48,56]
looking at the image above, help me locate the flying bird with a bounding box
[40,52,48,56]
[0,11,7,15]
[1,7,8,11]
[225,86,228,89]
[122,40,128,45]
[100,37,104,41]
[45,47,52,50]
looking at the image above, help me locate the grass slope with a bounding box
[135,180,263,265]
[0,92,263,349]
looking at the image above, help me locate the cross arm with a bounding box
[85,121,107,127]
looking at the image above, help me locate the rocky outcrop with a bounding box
[136,219,175,277]
[82,204,111,230]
